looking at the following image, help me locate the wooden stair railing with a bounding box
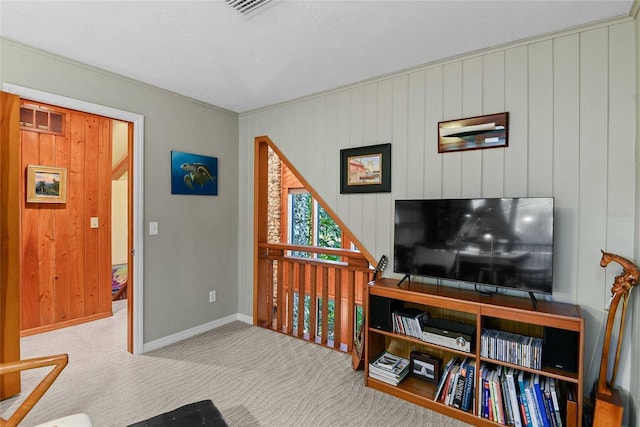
[0,354,68,427]
[256,242,372,353]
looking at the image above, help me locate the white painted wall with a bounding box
[239,17,638,416]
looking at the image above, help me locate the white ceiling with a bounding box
[1,1,634,113]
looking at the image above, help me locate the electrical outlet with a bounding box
[90,217,99,228]
[209,290,217,303]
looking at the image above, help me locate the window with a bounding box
[288,190,343,261]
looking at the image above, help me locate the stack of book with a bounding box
[477,363,564,427]
[434,357,476,412]
[368,351,410,386]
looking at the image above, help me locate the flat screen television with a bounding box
[393,197,554,298]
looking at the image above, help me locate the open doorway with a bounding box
[111,120,129,303]
[3,83,144,355]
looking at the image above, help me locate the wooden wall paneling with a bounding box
[377,79,393,142]
[424,67,444,200]
[391,74,409,201]
[407,71,426,198]
[504,46,529,197]
[312,97,327,198]
[36,132,57,326]
[54,123,71,323]
[20,130,41,330]
[375,79,393,257]
[83,116,100,315]
[298,99,315,187]
[552,34,581,302]
[348,86,364,240]
[324,93,339,212]
[604,21,637,388]
[0,91,21,399]
[361,83,378,254]
[68,112,86,319]
[335,90,351,221]
[577,27,610,385]
[460,57,483,198]
[18,105,114,331]
[481,51,506,198]
[528,40,554,196]
[97,117,112,314]
[606,21,636,257]
[441,62,463,198]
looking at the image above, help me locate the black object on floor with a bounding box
[127,400,228,427]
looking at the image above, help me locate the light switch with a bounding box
[90,217,99,228]
[149,221,159,235]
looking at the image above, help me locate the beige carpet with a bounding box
[1,301,470,426]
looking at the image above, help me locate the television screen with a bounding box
[393,197,554,295]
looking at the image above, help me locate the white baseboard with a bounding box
[143,313,253,353]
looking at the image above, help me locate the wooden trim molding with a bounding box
[0,91,22,399]
[254,135,375,264]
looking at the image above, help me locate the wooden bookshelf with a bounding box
[364,278,584,426]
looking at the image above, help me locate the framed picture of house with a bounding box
[438,112,509,153]
[340,143,391,194]
[26,164,67,203]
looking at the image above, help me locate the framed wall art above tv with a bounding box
[438,112,508,153]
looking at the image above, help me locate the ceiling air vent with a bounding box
[225,0,273,17]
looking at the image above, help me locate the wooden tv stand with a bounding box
[365,278,584,426]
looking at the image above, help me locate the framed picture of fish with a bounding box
[171,151,218,196]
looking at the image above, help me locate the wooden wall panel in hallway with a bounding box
[20,102,113,335]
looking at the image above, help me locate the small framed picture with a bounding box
[26,164,67,203]
[410,351,441,384]
[339,143,391,194]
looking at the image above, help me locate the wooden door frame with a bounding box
[2,84,145,354]
[1,92,22,398]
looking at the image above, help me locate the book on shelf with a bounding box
[368,368,409,386]
[435,357,459,402]
[499,367,513,425]
[460,360,475,412]
[490,369,505,424]
[525,374,542,427]
[548,377,563,427]
[542,377,559,427]
[370,351,409,374]
[480,364,492,419]
[451,358,469,409]
[533,374,552,427]
[505,368,523,427]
